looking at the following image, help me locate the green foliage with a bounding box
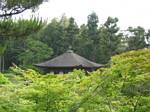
[18,38,53,65]
[86,12,100,61]
[38,13,124,65]
[65,17,79,49]
[0,68,89,112]
[74,49,150,112]
[0,0,48,70]
[98,17,122,63]
[0,18,47,69]
[39,17,68,56]
[0,44,7,56]
[0,49,149,112]
[0,0,47,18]
[0,18,46,37]
[1,11,150,70]
[0,6,150,111]
[0,73,9,84]
[126,27,148,50]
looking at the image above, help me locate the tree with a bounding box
[65,17,79,50]
[75,24,90,58]
[0,0,48,18]
[103,17,120,55]
[0,18,46,70]
[39,17,69,56]
[145,30,150,47]
[69,49,150,112]
[87,12,100,61]
[126,26,148,50]
[0,72,9,84]
[98,17,122,63]
[0,0,48,71]
[0,18,46,37]
[17,38,53,66]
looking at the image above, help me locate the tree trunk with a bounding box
[2,56,4,72]
[0,55,1,72]
[0,55,5,72]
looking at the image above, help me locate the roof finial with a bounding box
[67,46,73,53]
[69,46,72,50]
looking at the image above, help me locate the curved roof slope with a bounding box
[35,50,103,68]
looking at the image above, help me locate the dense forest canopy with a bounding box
[0,1,149,70]
[0,12,149,71]
[0,0,48,71]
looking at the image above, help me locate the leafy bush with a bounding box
[0,49,149,112]
[0,73,9,84]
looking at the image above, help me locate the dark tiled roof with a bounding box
[35,50,103,68]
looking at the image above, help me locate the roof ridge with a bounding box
[35,51,103,68]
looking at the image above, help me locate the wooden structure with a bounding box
[35,50,104,74]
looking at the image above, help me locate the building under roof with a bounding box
[35,50,104,74]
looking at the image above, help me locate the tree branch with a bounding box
[0,7,30,18]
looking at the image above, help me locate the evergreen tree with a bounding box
[145,30,150,48]
[126,26,148,50]
[0,18,46,70]
[87,12,100,62]
[39,17,69,56]
[65,17,79,50]
[76,24,90,58]
[98,17,121,63]
[0,0,47,18]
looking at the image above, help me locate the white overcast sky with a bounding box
[17,0,150,30]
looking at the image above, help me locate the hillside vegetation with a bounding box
[0,49,150,112]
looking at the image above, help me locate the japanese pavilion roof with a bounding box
[35,50,103,68]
